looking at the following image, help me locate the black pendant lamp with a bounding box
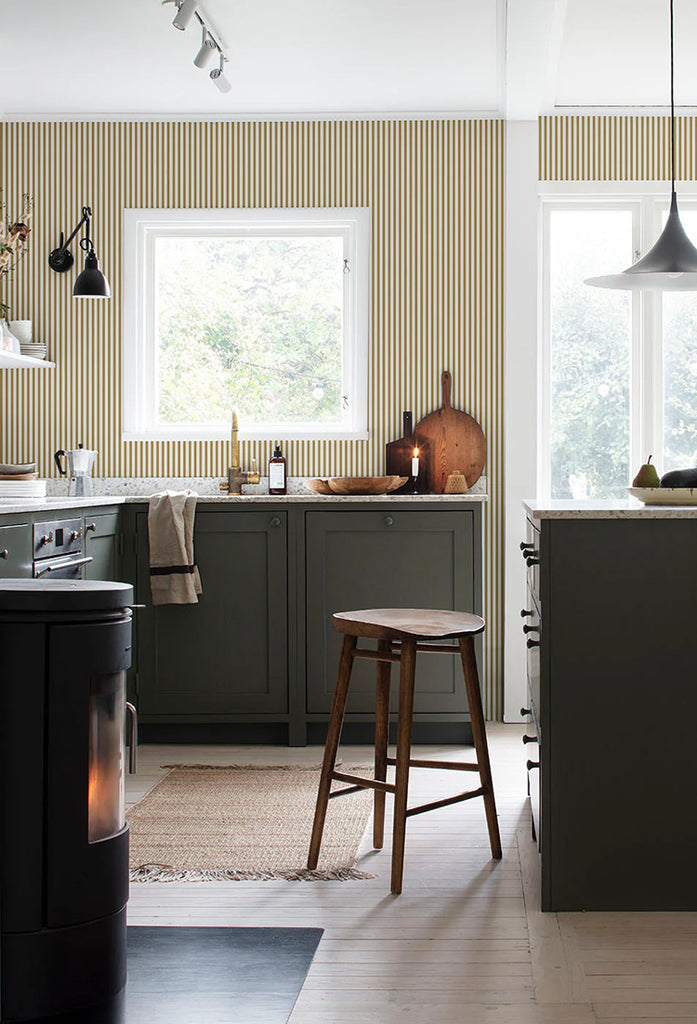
[48,206,111,299]
[585,0,697,291]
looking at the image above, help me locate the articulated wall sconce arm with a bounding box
[48,206,111,299]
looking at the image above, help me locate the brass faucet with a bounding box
[220,410,260,494]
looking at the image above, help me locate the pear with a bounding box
[632,456,660,488]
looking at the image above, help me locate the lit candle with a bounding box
[411,447,420,477]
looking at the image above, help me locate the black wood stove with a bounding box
[0,580,134,1022]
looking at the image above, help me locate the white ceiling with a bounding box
[0,0,502,116]
[0,0,695,118]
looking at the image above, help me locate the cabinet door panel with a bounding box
[0,524,32,578]
[306,510,474,714]
[84,513,121,582]
[137,511,287,716]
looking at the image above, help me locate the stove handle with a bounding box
[125,701,138,774]
[35,555,93,577]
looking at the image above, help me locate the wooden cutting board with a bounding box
[414,371,486,493]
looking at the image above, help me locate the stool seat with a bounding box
[309,607,501,894]
[333,608,485,640]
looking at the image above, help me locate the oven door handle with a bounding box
[35,556,93,577]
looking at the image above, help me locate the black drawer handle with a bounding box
[522,624,539,634]
[0,549,7,560]
[85,522,97,533]
[270,517,281,528]
[526,759,540,771]
[520,608,534,617]
[522,734,538,744]
[520,706,531,716]
[526,556,540,567]
[526,637,541,649]
[520,542,534,553]
[384,516,394,527]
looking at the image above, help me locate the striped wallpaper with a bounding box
[0,118,504,715]
[540,113,697,181]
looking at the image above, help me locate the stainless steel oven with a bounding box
[33,518,92,580]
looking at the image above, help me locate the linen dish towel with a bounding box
[148,490,203,605]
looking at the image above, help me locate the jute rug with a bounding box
[127,764,376,882]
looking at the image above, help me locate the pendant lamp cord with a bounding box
[670,0,676,195]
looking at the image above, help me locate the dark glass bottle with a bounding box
[268,443,287,495]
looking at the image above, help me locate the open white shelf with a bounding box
[0,351,55,369]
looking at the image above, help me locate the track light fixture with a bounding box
[172,0,197,31]
[193,27,216,68]
[162,1,231,93]
[210,52,232,93]
[48,207,111,299]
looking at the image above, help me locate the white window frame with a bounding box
[122,207,370,442]
[539,183,697,496]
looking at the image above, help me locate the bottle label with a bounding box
[269,463,286,490]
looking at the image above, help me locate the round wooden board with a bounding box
[414,371,486,493]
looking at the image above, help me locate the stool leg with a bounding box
[459,635,502,860]
[391,639,416,894]
[308,634,356,869]
[373,639,392,849]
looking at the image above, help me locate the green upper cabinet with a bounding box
[84,512,122,582]
[135,509,288,718]
[305,509,476,714]
[0,524,32,579]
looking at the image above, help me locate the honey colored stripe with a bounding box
[539,114,697,181]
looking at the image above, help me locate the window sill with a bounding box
[122,428,370,443]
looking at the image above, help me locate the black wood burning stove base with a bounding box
[16,926,324,1024]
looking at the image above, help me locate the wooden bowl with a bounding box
[327,476,408,495]
[305,478,334,495]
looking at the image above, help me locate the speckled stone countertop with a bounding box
[0,479,487,516]
[524,497,697,519]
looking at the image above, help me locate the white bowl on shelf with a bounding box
[9,320,32,345]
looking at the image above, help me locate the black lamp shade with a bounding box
[73,251,111,299]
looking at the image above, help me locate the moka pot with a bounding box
[54,444,98,496]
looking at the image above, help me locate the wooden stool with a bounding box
[308,608,502,894]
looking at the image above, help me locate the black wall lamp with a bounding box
[48,206,111,299]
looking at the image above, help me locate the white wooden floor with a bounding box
[126,725,697,1024]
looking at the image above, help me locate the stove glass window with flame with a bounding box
[88,672,125,844]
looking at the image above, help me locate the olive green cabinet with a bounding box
[84,512,121,582]
[134,509,288,719]
[305,509,476,717]
[0,524,32,579]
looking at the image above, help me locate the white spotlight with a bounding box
[194,28,216,67]
[172,0,197,31]
[210,54,231,93]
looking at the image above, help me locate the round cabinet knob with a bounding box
[522,624,540,634]
[0,549,8,560]
[520,707,532,716]
[270,517,281,528]
[384,516,394,527]
[85,523,97,533]
[520,609,534,617]
[526,637,541,649]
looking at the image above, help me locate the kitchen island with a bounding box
[523,497,697,911]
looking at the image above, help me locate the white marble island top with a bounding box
[524,497,697,519]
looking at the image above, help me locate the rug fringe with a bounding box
[130,863,377,882]
[157,761,370,770]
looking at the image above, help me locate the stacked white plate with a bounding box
[19,344,47,360]
[0,478,47,498]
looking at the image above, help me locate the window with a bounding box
[541,193,697,499]
[123,208,369,441]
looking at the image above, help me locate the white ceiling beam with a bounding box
[505,0,567,119]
